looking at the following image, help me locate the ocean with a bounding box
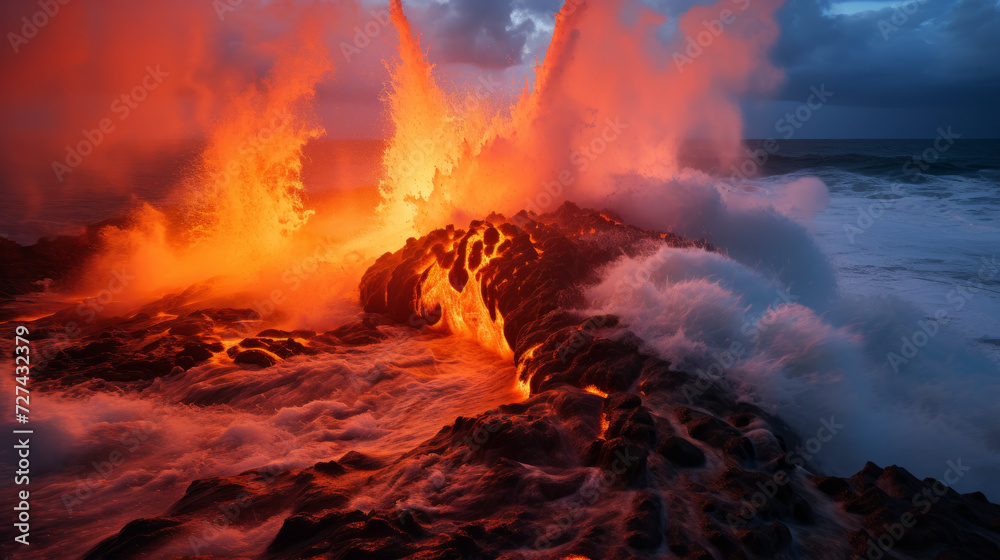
[756,139,1000,365]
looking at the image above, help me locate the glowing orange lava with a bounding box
[515,343,543,399]
[583,385,608,398]
[419,226,515,361]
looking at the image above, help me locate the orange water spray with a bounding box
[377,0,783,238]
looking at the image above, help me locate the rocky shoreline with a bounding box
[9,203,1000,559]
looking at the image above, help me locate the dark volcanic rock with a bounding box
[235,336,310,358]
[740,521,792,555]
[605,392,642,411]
[345,203,1000,560]
[816,462,1000,560]
[687,415,741,448]
[20,301,238,387]
[625,491,664,550]
[167,320,211,336]
[268,510,417,559]
[113,358,175,380]
[170,478,247,516]
[66,339,124,359]
[175,342,215,363]
[359,203,710,367]
[809,475,855,501]
[82,517,182,560]
[658,436,707,467]
[597,438,649,488]
[321,316,387,346]
[314,460,347,476]
[454,413,567,466]
[233,348,277,368]
[338,450,385,471]
[258,328,317,339]
[174,355,196,370]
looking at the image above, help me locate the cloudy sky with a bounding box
[2,0,997,153]
[396,0,1000,138]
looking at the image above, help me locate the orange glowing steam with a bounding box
[185,39,329,267]
[377,0,784,238]
[87,3,341,298]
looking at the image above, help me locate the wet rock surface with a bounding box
[17,289,390,391]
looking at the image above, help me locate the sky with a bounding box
[391,0,1000,138]
[0,0,995,242]
[0,0,997,161]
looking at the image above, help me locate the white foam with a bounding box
[587,241,1000,499]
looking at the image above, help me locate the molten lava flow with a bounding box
[599,413,610,438]
[361,203,713,397]
[418,225,515,361]
[583,385,608,398]
[515,343,543,399]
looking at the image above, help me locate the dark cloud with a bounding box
[418,0,998,108]
[414,0,560,68]
[410,0,997,136]
[771,0,1000,108]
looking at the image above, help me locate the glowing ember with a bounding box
[583,385,609,398]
